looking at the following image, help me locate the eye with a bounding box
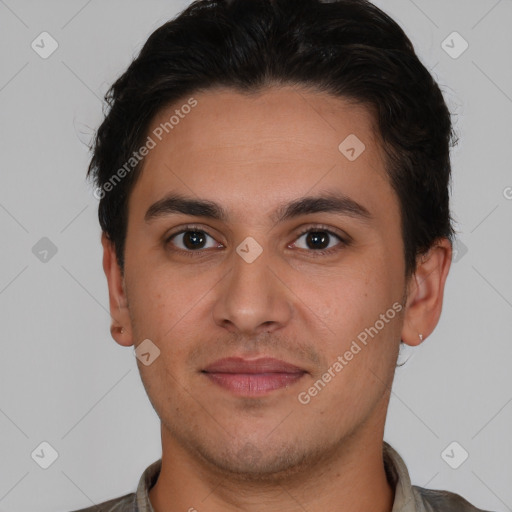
[290,227,347,255]
[164,224,348,257]
[165,225,222,252]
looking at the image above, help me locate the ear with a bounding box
[401,238,452,347]
[101,232,134,347]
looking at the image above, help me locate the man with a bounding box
[77,0,493,510]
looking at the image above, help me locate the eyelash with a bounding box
[164,224,349,258]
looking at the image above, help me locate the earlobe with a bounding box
[101,232,134,347]
[400,238,452,347]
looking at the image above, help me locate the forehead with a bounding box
[128,86,397,228]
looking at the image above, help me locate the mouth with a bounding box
[201,357,307,396]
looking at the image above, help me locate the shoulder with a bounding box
[413,485,496,512]
[69,491,135,512]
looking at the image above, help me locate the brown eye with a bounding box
[166,228,221,252]
[181,231,208,250]
[292,229,345,253]
[304,231,330,250]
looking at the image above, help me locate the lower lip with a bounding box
[204,372,305,396]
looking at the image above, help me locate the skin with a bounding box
[102,85,452,512]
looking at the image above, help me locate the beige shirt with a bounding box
[71,442,493,512]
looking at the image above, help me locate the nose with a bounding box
[211,245,293,336]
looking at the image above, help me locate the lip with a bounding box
[203,357,305,374]
[202,357,306,396]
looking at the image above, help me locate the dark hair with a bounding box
[87,0,456,279]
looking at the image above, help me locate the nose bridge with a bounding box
[211,241,292,334]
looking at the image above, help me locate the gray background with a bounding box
[0,0,511,511]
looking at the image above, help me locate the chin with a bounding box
[190,437,326,482]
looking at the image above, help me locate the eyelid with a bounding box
[293,224,350,243]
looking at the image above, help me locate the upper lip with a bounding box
[203,357,305,374]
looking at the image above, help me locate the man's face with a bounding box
[121,86,408,476]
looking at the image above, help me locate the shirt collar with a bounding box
[384,442,425,512]
[135,458,160,512]
[135,442,422,512]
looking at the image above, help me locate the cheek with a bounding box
[308,262,402,365]
[126,265,219,363]
[309,261,390,326]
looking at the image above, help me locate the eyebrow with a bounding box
[144,192,373,225]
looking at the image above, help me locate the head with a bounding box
[90,0,454,478]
